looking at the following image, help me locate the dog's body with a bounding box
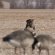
[32,34,55,55]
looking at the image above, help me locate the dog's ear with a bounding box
[26,19,34,23]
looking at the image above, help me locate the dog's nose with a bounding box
[3,36,11,42]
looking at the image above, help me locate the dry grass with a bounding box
[0,9,55,55]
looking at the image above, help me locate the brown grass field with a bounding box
[0,9,55,55]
